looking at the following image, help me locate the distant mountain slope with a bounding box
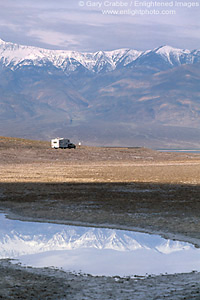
[1,38,200,148]
[83,63,200,126]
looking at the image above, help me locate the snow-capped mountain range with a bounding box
[0,38,200,73]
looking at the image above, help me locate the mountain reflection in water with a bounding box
[0,213,199,276]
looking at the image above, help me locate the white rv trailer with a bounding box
[51,138,76,149]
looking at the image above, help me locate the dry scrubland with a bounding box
[1,136,200,299]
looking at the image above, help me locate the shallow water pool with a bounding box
[0,213,199,277]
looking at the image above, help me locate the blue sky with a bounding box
[0,0,200,51]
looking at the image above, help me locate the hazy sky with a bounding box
[0,0,200,51]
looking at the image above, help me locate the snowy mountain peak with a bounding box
[0,38,6,44]
[155,45,190,55]
[153,45,192,65]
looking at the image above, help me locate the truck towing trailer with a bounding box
[51,138,76,149]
